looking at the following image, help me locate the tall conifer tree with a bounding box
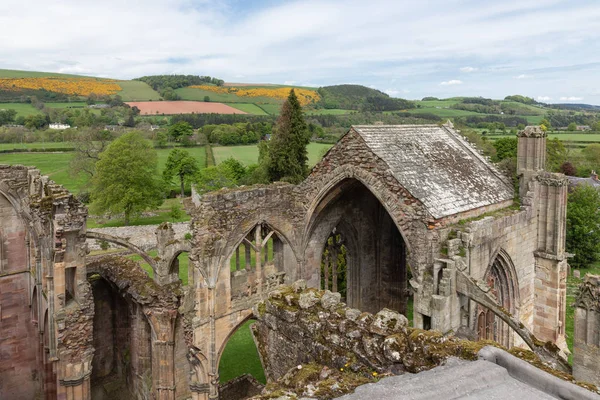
[266,89,310,183]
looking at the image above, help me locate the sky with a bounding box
[1,0,599,104]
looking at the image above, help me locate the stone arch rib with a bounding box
[85,231,158,273]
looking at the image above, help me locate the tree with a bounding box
[568,122,577,131]
[168,121,193,143]
[91,132,164,225]
[492,137,517,162]
[566,185,600,269]
[204,96,210,102]
[263,89,310,183]
[70,129,114,178]
[559,162,577,176]
[546,138,568,172]
[163,149,200,198]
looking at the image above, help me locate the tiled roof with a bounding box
[352,125,514,219]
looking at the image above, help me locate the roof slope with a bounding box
[352,125,513,219]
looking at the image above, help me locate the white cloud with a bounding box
[440,80,463,86]
[537,96,552,101]
[0,0,599,102]
[283,80,297,85]
[515,74,531,79]
[385,89,399,96]
[559,96,584,101]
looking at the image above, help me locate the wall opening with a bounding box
[65,267,76,303]
[230,224,288,302]
[308,179,408,315]
[90,275,152,399]
[218,319,265,398]
[476,251,519,348]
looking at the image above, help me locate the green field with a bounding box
[0,142,74,150]
[405,107,481,117]
[213,142,332,166]
[0,102,43,117]
[0,146,206,193]
[255,103,281,115]
[44,102,88,109]
[116,80,161,101]
[218,320,265,384]
[0,68,85,78]
[225,103,269,115]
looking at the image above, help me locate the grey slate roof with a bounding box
[335,359,557,400]
[567,176,600,189]
[352,125,514,219]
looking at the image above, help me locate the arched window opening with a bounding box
[218,319,265,398]
[320,228,348,301]
[476,251,518,348]
[230,224,288,302]
[307,178,408,315]
[169,252,190,286]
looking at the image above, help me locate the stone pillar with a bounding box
[156,223,181,286]
[573,275,600,386]
[147,309,177,400]
[56,352,93,400]
[533,173,569,351]
[517,126,547,199]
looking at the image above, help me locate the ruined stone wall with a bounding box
[87,222,191,251]
[574,275,600,387]
[251,282,507,384]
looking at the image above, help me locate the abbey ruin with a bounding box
[0,123,598,399]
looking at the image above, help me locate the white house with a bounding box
[49,123,71,130]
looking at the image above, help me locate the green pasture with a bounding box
[256,103,281,115]
[175,87,283,106]
[406,107,481,117]
[218,320,266,384]
[487,133,600,142]
[0,103,43,117]
[0,69,85,78]
[44,102,88,109]
[212,142,332,166]
[0,142,74,150]
[0,146,206,193]
[117,80,161,101]
[225,103,269,115]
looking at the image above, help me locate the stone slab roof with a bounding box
[352,125,513,219]
[335,358,557,400]
[567,176,600,189]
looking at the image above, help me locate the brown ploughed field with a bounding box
[125,101,247,115]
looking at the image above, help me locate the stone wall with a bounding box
[574,274,600,387]
[252,281,491,382]
[87,222,191,251]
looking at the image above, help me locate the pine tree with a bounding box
[265,89,310,183]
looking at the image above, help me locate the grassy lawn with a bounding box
[213,143,332,166]
[218,320,266,384]
[0,146,206,193]
[0,68,85,78]
[87,198,190,228]
[44,102,88,109]
[565,262,600,364]
[255,103,281,115]
[0,141,75,150]
[116,80,161,101]
[0,102,43,117]
[224,103,269,115]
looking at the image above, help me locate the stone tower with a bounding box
[574,274,600,386]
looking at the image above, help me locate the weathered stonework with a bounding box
[574,275,600,387]
[0,123,574,399]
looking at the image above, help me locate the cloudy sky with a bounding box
[1,0,599,104]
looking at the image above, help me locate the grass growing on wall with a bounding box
[218,320,266,384]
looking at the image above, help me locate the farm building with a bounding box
[48,123,71,129]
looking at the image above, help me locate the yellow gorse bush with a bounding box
[189,85,320,106]
[0,77,122,96]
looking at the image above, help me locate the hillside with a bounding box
[317,84,415,111]
[0,69,159,102]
